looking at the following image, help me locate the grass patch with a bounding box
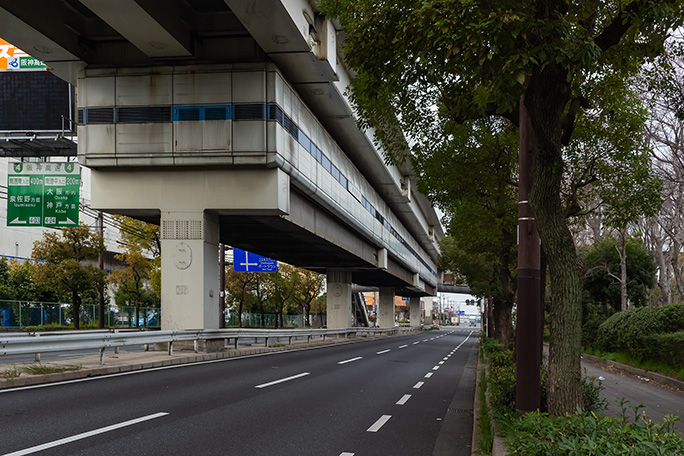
[22,364,81,375]
[478,368,494,455]
[1,366,21,379]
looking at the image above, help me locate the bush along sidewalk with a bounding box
[479,335,684,456]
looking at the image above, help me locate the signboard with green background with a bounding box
[7,161,79,227]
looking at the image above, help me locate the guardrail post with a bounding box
[99,347,105,365]
[168,341,174,356]
[193,340,198,353]
[34,333,40,362]
[289,336,292,345]
[264,337,268,347]
[307,335,311,344]
[234,337,239,349]
[114,330,119,354]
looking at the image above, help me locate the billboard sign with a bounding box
[232,248,278,272]
[0,38,46,71]
[7,161,80,227]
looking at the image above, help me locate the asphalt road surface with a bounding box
[0,328,477,456]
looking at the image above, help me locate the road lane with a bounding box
[1,329,477,456]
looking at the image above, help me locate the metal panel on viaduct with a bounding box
[0,0,444,330]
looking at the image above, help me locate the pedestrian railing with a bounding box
[0,327,418,365]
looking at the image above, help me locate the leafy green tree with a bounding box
[113,215,161,298]
[426,118,518,349]
[31,224,106,329]
[583,237,656,314]
[0,257,10,299]
[320,0,682,415]
[270,264,296,328]
[291,268,325,326]
[225,269,257,327]
[109,249,156,327]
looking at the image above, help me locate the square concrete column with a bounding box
[378,287,395,328]
[410,297,421,327]
[160,211,220,330]
[326,269,352,329]
[424,299,434,324]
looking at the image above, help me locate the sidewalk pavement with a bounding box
[582,354,684,435]
[0,334,366,390]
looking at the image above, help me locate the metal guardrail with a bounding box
[0,327,419,365]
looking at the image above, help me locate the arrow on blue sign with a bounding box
[233,248,278,272]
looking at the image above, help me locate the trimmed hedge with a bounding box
[642,331,684,368]
[596,304,684,359]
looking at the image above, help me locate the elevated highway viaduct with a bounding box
[0,0,444,331]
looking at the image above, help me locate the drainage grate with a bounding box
[447,408,473,415]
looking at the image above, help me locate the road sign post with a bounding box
[7,161,80,227]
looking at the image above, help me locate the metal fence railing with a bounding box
[0,327,420,365]
[0,300,161,329]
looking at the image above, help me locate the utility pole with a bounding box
[516,97,542,414]
[98,211,105,329]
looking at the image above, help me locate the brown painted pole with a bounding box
[516,97,542,414]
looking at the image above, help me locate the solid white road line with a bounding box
[376,349,391,355]
[338,356,363,365]
[398,344,408,349]
[2,412,169,456]
[367,415,392,432]
[424,372,433,378]
[255,372,310,388]
[396,394,412,405]
[413,381,424,389]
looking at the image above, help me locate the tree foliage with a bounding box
[583,236,657,315]
[31,224,106,329]
[320,0,684,415]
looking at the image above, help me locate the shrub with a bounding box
[596,304,684,358]
[596,310,633,352]
[642,331,684,369]
[506,403,684,455]
[488,349,516,414]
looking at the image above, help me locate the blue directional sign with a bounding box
[458,310,466,315]
[232,248,278,272]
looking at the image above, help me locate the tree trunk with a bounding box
[72,290,81,329]
[619,229,628,312]
[492,296,514,350]
[526,66,584,416]
[238,298,244,328]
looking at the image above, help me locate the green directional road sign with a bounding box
[7,161,80,227]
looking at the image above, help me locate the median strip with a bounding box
[2,412,169,456]
[255,372,310,388]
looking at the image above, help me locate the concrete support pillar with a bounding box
[424,299,434,325]
[378,287,395,328]
[160,211,220,330]
[326,269,352,329]
[409,297,421,327]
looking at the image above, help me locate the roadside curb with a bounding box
[581,353,684,392]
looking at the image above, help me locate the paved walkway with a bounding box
[582,354,684,435]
